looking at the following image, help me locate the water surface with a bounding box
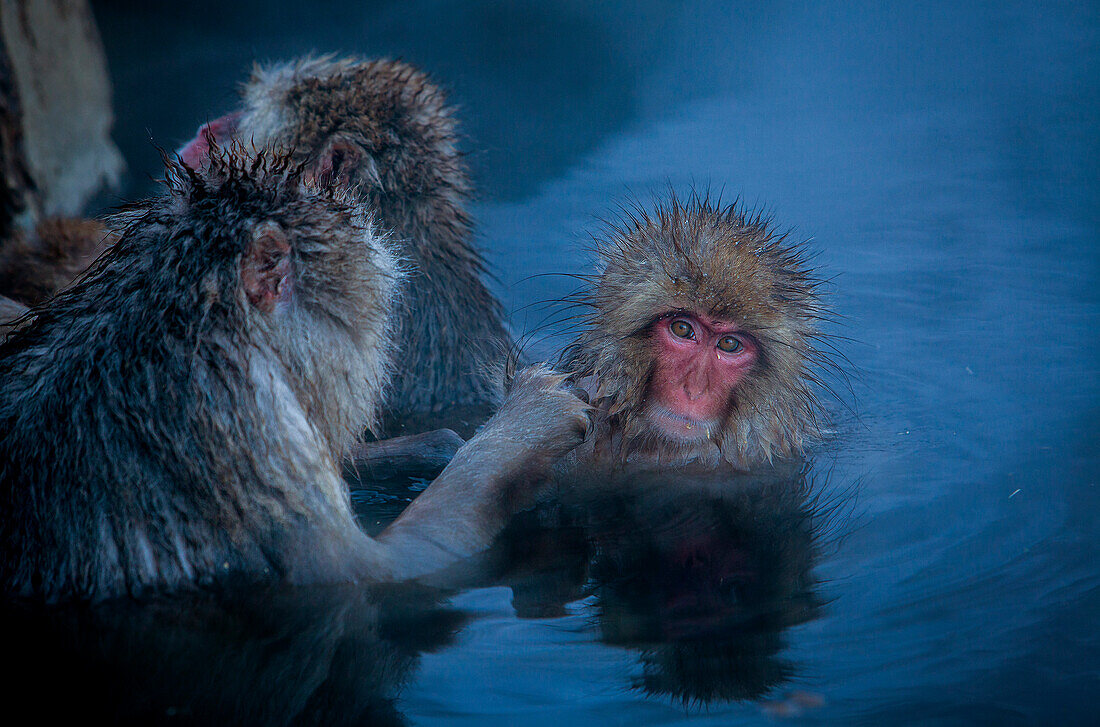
[74,1,1100,723]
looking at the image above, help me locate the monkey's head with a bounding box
[180,56,467,231]
[120,146,403,446]
[564,195,829,467]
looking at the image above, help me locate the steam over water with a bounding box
[70,1,1100,723]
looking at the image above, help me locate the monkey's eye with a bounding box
[717,335,744,354]
[669,320,695,339]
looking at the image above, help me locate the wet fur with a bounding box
[0,148,402,602]
[237,56,511,426]
[563,194,831,466]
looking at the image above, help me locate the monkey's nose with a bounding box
[682,372,710,400]
[683,385,706,401]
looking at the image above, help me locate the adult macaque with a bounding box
[0,148,588,603]
[179,56,512,433]
[563,195,831,468]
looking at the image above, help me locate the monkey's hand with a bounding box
[488,363,592,472]
[376,364,589,581]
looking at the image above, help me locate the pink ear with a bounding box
[177,111,243,168]
[313,138,365,186]
[241,224,292,313]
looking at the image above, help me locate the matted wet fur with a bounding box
[0,145,591,603]
[0,147,401,602]
[235,55,511,427]
[563,193,833,467]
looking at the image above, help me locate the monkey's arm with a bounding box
[344,429,465,484]
[373,366,590,582]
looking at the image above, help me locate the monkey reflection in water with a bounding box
[0,147,589,604]
[491,463,842,705]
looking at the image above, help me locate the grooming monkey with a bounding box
[0,148,588,603]
[562,194,832,469]
[180,56,511,433]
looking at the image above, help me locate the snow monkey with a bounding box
[562,194,833,469]
[179,56,511,433]
[0,148,589,603]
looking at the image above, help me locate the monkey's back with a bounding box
[0,265,283,602]
[0,162,379,602]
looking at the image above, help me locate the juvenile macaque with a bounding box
[179,56,512,431]
[0,217,113,305]
[0,148,588,603]
[563,194,831,468]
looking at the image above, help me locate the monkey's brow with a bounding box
[630,312,683,339]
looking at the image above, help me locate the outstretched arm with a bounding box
[374,366,590,582]
[345,429,466,484]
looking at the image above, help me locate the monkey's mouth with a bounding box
[645,405,718,444]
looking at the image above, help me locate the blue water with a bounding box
[77,1,1100,723]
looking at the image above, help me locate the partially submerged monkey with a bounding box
[179,56,511,432]
[0,148,588,603]
[562,194,832,468]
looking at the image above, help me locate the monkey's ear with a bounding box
[241,223,292,314]
[313,137,376,187]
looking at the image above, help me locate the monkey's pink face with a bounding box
[178,112,242,169]
[644,313,758,444]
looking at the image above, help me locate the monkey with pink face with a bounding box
[171,55,828,474]
[561,194,831,470]
[484,195,834,650]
